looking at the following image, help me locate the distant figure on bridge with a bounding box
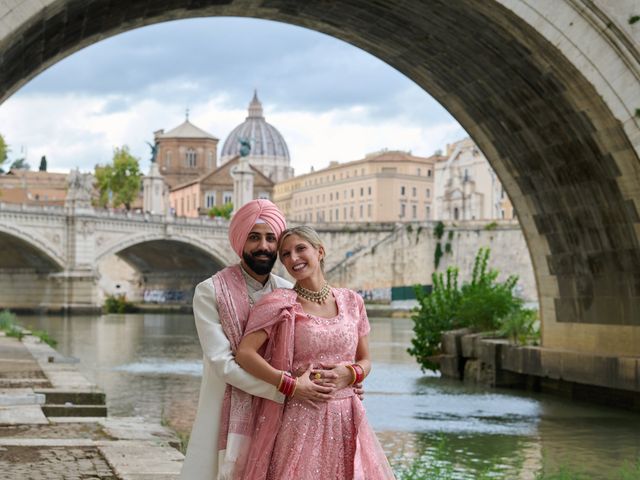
[180,200,352,479]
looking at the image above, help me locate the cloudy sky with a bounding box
[0,17,466,175]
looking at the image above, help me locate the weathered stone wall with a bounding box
[325,221,537,302]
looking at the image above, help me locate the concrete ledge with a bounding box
[444,329,640,409]
[0,404,48,425]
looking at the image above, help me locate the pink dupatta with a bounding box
[238,289,298,480]
[213,265,255,478]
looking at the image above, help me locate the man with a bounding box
[180,199,292,479]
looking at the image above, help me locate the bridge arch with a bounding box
[1,1,639,355]
[95,232,233,270]
[0,223,64,271]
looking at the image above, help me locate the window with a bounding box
[359,205,364,218]
[351,189,354,198]
[223,191,233,205]
[400,204,406,218]
[427,169,432,177]
[336,192,339,200]
[412,205,417,219]
[186,148,197,167]
[412,187,417,197]
[426,205,431,220]
[336,208,339,221]
[166,151,172,166]
[360,187,364,197]
[330,193,333,201]
[208,151,214,167]
[417,168,421,176]
[192,194,196,211]
[454,207,460,220]
[367,204,372,217]
[426,188,431,198]
[350,206,354,219]
[344,207,347,219]
[368,186,371,195]
[401,186,406,196]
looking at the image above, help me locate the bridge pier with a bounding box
[0,269,99,313]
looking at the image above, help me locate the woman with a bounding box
[236,226,395,479]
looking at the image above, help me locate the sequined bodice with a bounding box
[291,288,365,374]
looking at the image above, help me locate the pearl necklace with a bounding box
[294,281,331,304]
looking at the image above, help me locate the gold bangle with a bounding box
[345,365,357,385]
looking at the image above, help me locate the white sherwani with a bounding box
[179,267,292,480]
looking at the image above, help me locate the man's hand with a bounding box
[353,382,364,401]
[314,364,357,391]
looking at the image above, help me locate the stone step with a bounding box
[42,404,107,417]
[35,389,106,405]
[0,378,51,388]
[0,388,45,406]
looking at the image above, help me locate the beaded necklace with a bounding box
[294,281,331,304]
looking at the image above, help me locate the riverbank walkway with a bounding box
[0,332,184,479]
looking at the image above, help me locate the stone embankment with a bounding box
[440,329,640,411]
[0,332,184,479]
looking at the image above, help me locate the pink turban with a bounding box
[228,199,287,258]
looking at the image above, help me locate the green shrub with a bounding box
[208,202,233,219]
[408,268,460,372]
[409,248,524,372]
[31,329,58,348]
[104,294,137,313]
[456,248,520,331]
[499,308,538,346]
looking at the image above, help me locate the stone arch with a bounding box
[0,223,65,271]
[95,231,232,268]
[1,1,639,355]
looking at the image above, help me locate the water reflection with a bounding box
[16,313,640,479]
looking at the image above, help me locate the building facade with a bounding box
[273,150,439,223]
[434,137,515,221]
[0,169,68,206]
[219,92,293,183]
[153,117,219,189]
[169,156,274,218]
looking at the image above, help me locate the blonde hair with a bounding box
[278,226,326,270]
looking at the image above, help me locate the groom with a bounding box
[180,199,292,479]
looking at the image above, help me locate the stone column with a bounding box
[143,162,169,215]
[230,158,255,214]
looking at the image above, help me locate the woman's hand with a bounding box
[292,366,335,403]
[318,364,355,390]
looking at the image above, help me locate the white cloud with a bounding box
[0,92,465,175]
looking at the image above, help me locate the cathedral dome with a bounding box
[220,92,293,182]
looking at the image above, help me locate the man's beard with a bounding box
[242,250,277,276]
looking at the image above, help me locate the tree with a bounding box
[95,146,142,210]
[10,158,30,170]
[39,156,47,171]
[0,133,7,173]
[208,202,233,219]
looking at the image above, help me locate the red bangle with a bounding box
[278,371,297,397]
[352,363,365,384]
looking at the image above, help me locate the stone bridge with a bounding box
[0,202,236,310]
[1,0,639,386]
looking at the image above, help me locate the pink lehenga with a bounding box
[238,287,396,480]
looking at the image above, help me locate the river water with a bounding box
[17,313,640,479]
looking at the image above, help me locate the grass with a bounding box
[0,309,57,346]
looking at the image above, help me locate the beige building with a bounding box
[154,117,219,189]
[273,150,439,223]
[169,156,274,218]
[434,137,515,221]
[0,169,68,206]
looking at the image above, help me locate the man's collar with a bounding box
[239,263,271,290]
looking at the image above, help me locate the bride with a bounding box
[235,226,396,479]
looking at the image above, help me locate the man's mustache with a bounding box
[250,250,276,259]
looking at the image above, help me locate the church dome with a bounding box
[220,92,292,181]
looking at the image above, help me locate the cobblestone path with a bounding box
[0,445,117,479]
